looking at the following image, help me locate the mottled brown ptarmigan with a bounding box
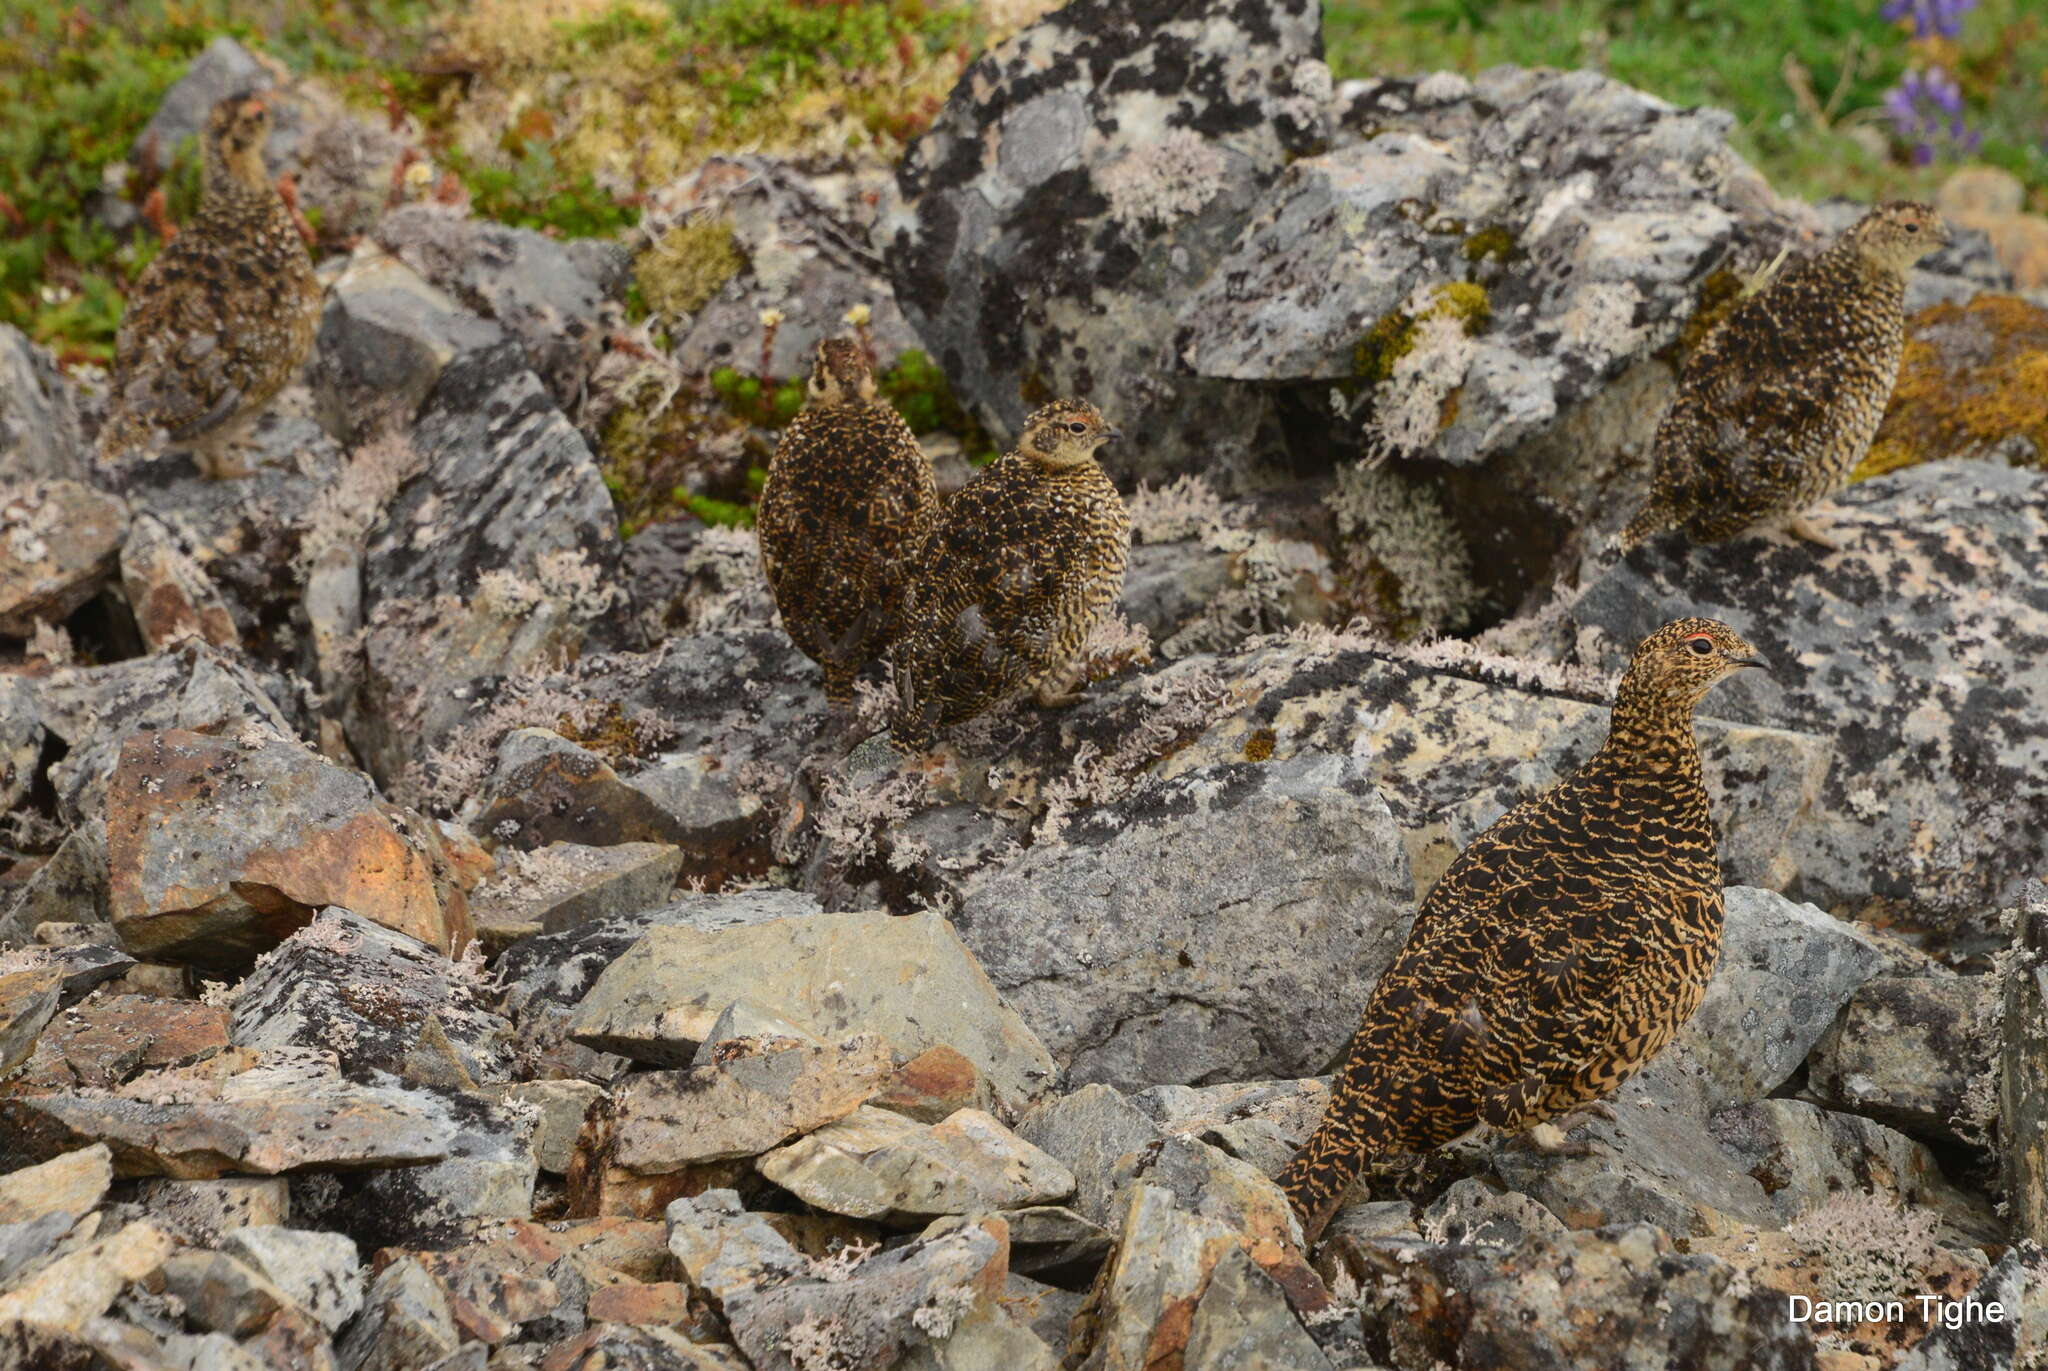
[1278,618,1767,1246]
[889,398,1129,750]
[757,337,939,705]
[98,92,322,480]
[1622,201,1950,550]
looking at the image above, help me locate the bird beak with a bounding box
[1100,426,1123,443]
[1729,651,1771,673]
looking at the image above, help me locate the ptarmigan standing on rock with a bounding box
[757,337,939,705]
[1279,618,1768,1246]
[98,93,322,479]
[1621,201,1950,550]
[889,398,1130,751]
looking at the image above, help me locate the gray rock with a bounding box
[1807,975,1995,1148]
[0,325,89,481]
[1128,1078,1331,1180]
[475,730,764,862]
[1571,459,2048,934]
[755,1106,1076,1222]
[0,478,128,636]
[0,1142,112,1225]
[568,907,1057,1113]
[2002,884,2048,1244]
[157,1249,299,1337]
[881,0,1329,484]
[1014,1084,1168,1228]
[665,1190,808,1303]
[609,1034,891,1170]
[0,1051,454,1178]
[337,1255,460,1371]
[313,246,507,444]
[350,1088,539,1249]
[0,675,40,819]
[20,942,136,1004]
[372,206,610,408]
[220,1226,364,1334]
[132,37,279,169]
[1892,1239,2039,1371]
[1182,1245,1334,1371]
[119,512,241,651]
[652,156,921,378]
[29,641,299,827]
[1418,1179,1571,1250]
[228,907,512,1088]
[0,1211,80,1289]
[987,1206,1113,1286]
[0,1218,175,1333]
[488,1079,605,1175]
[0,968,61,1076]
[134,1176,290,1242]
[1181,69,1803,469]
[468,841,684,950]
[955,751,1413,1090]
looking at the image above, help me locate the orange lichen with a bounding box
[1856,294,2048,480]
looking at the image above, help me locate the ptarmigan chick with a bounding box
[757,337,938,704]
[1279,618,1767,1245]
[99,93,322,479]
[1622,202,1950,550]
[890,399,1129,750]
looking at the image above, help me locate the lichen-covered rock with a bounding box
[1859,294,2048,480]
[0,967,62,1076]
[881,0,1329,484]
[0,478,128,636]
[955,751,1413,1090]
[646,156,921,378]
[1806,976,1995,1150]
[467,841,684,951]
[118,512,241,652]
[755,1106,1076,1222]
[373,205,613,408]
[567,908,1057,1114]
[343,1088,540,1249]
[12,991,229,1093]
[2002,884,2048,1245]
[105,729,471,966]
[0,325,89,482]
[313,246,508,444]
[1571,459,2048,937]
[0,1143,112,1225]
[228,907,510,1088]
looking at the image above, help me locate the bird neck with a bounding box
[204,148,273,204]
[1595,685,1706,786]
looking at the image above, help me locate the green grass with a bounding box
[1323,0,2047,206]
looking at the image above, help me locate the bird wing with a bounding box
[109,237,246,441]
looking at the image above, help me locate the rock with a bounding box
[403,1236,581,1348]
[882,0,1329,484]
[337,1255,461,1371]
[1807,976,1995,1149]
[2002,884,2048,1244]
[872,1045,1000,1125]
[607,1034,891,1171]
[1181,69,1802,483]
[1110,1136,1321,1311]
[28,641,299,828]
[1572,459,2048,936]
[985,1206,1113,1286]
[228,907,509,1088]
[313,246,507,444]
[645,157,921,378]
[132,36,280,168]
[1893,1239,2041,1371]
[348,1090,539,1249]
[0,478,128,636]
[135,1177,292,1241]
[475,731,764,865]
[0,1211,79,1290]
[372,206,610,408]
[0,675,41,818]
[0,967,61,1075]
[1418,1179,1571,1250]
[536,1327,749,1369]
[1867,296,2048,475]
[491,1080,606,1175]
[1708,1099,2000,1243]
[157,1249,301,1337]
[0,325,89,481]
[1650,887,1889,1114]
[1128,1078,1331,1181]
[105,729,471,966]
[118,513,241,651]
[12,993,230,1093]
[0,1049,454,1177]
[469,842,684,951]
[955,751,1413,1090]
[1340,1223,1812,1370]
[568,907,1056,1113]
[1014,1084,1169,1228]
[666,1191,1022,1371]
[1181,1245,1334,1371]
[0,1220,175,1337]
[0,1143,111,1224]
[11,942,136,1004]
[756,1107,1076,1222]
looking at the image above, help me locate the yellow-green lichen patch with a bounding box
[1350,282,1492,385]
[635,218,743,319]
[1855,294,2048,481]
[1462,224,1519,264]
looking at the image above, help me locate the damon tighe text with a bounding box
[1788,1294,2009,1331]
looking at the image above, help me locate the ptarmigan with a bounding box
[757,337,938,704]
[1622,202,1950,550]
[99,92,322,479]
[1278,618,1767,1245]
[889,398,1129,750]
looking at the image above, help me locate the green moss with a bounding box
[1857,294,2048,480]
[1462,224,1519,263]
[879,347,993,458]
[635,217,743,318]
[678,491,755,527]
[1351,281,1491,385]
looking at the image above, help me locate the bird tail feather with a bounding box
[1278,1097,1393,1247]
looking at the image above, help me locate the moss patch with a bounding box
[1856,294,2048,480]
[635,217,744,318]
[1351,281,1492,385]
[1462,224,1518,264]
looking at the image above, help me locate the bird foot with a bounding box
[1519,1123,1604,1158]
[1034,683,1082,710]
[1782,512,1844,552]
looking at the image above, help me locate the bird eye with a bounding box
[1066,422,1088,434]
[1686,636,1714,656]
[1905,223,1921,234]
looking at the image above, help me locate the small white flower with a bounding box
[841,302,872,327]
[759,308,786,328]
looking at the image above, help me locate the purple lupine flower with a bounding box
[1884,67,1982,165]
[1880,0,1978,40]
